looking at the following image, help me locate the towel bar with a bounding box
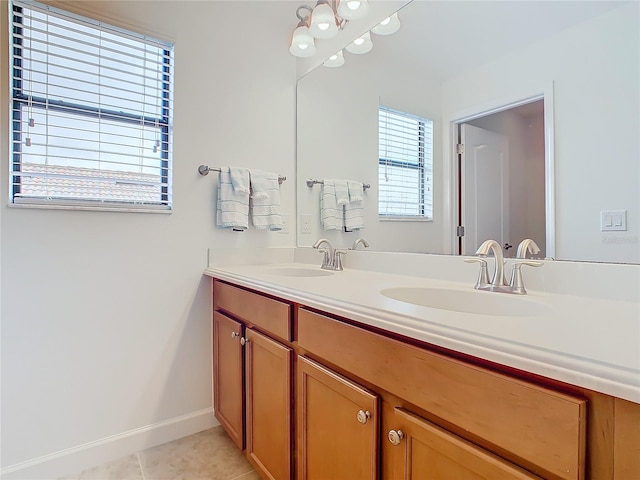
[198,165,286,184]
[306,178,370,190]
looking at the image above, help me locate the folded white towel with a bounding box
[216,167,249,230]
[230,167,250,194]
[249,169,283,231]
[347,181,364,203]
[320,180,342,231]
[333,179,350,206]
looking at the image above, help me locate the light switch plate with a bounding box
[278,213,290,234]
[601,210,627,231]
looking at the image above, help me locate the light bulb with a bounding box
[309,1,338,39]
[323,50,345,68]
[290,22,317,57]
[345,31,373,54]
[371,12,401,36]
[337,0,369,20]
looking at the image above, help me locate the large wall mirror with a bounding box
[296,0,639,264]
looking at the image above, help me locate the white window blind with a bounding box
[378,105,433,219]
[9,0,173,210]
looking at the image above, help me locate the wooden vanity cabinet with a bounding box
[211,278,639,480]
[297,355,379,480]
[213,281,293,480]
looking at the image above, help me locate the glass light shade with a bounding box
[337,0,369,20]
[371,12,400,36]
[323,50,345,68]
[309,1,339,39]
[345,31,373,54]
[290,23,317,57]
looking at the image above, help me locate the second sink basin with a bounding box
[380,287,550,317]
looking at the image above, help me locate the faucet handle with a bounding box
[464,258,490,289]
[317,248,332,269]
[516,239,541,259]
[509,260,543,294]
[334,249,348,271]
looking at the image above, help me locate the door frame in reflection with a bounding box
[445,86,556,259]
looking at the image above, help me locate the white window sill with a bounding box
[378,216,433,222]
[9,200,172,214]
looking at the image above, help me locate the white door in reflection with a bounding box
[460,124,510,255]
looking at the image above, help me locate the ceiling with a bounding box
[370,0,628,81]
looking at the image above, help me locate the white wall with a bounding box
[0,1,297,478]
[442,2,640,263]
[297,52,444,253]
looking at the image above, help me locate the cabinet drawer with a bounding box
[390,407,541,479]
[298,308,586,480]
[214,280,291,342]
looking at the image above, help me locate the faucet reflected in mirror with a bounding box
[313,238,348,271]
[466,239,543,295]
[351,238,370,250]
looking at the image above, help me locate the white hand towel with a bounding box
[229,167,250,194]
[249,169,283,231]
[347,180,364,203]
[333,179,350,206]
[216,167,249,230]
[321,180,342,231]
[345,180,365,231]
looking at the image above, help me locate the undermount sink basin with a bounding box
[380,287,550,317]
[263,267,334,277]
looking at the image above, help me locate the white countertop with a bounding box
[204,250,640,403]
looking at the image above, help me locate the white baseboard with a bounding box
[1,408,219,480]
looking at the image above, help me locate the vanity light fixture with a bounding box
[345,31,373,54]
[309,0,340,39]
[290,5,317,57]
[323,49,345,67]
[336,0,369,20]
[371,12,400,36]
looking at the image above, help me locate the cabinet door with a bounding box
[297,356,379,480]
[213,311,244,450]
[245,328,292,480]
[389,408,541,480]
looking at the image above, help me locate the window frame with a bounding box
[9,0,173,212]
[378,105,433,220]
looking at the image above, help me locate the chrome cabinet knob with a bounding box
[240,337,249,346]
[388,429,404,446]
[356,410,371,424]
[231,332,239,340]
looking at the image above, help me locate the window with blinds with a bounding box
[9,0,173,210]
[378,105,433,219]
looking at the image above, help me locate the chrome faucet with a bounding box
[474,239,507,290]
[516,238,541,259]
[351,238,370,250]
[313,238,335,270]
[467,238,543,295]
[312,239,347,270]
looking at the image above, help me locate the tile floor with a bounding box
[59,426,260,480]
